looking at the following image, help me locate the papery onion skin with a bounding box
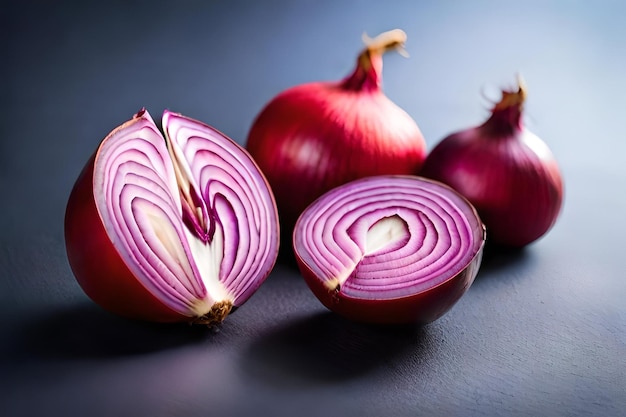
[65,109,279,325]
[420,80,564,248]
[246,29,426,242]
[293,175,485,325]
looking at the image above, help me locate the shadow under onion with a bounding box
[241,311,436,386]
[476,242,533,278]
[8,303,215,360]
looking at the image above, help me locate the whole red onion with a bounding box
[420,79,564,247]
[246,29,426,240]
[293,175,485,325]
[65,109,279,325]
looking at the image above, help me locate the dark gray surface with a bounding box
[1,1,625,416]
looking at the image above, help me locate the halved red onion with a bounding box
[293,175,485,325]
[65,109,279,325]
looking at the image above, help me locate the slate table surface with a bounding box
[1,1,625,416]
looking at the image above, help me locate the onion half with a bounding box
[293,175,485,325]
[65,109,279,325]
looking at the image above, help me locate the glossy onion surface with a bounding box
[246,29,426,241]
[420,80,563,247]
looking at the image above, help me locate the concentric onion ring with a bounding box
[293,175,485,324]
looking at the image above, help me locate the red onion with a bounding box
[65,109,279,325]
[293,175,485,325]
[246,29,426,240]
[420,79,564,247]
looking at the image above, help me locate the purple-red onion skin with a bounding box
[65,155,186,322]
[421,87,564,247]
[246,30,426,235]
[248,83,424,227]
[295,246,483,325]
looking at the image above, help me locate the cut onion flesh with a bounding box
[293,175,485,324]
[65,109,279,324]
